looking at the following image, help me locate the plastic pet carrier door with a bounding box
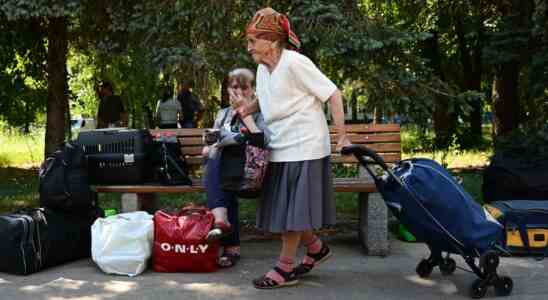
[78,129,153,184]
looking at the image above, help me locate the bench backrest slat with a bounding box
[333,123,400,133]
[152,124,401,167]
[329,124,401,164]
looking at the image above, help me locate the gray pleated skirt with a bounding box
[256,156,336,233]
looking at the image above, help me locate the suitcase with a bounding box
[341,145,513,299]
[485,200,548,256]
[0,207,102,275]
[78,128,153,184]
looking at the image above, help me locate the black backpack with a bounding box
[482,154,548,202]
[39,142,97,212]
[482,127,548,203]
[150,137,192,186]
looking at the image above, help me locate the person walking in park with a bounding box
[96,81,128,129]
[155,86,182,129]
[237,7,351,289]
[202,68,270,268]
[176,81,204,128]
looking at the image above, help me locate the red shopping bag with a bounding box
[153,206,219,272]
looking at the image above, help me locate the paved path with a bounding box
[1,234,547,300]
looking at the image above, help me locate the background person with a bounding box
[176,81,204,128]
[155,86,182,129]
[96,81,128,128]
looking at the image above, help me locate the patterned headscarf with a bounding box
[245,7,301,50]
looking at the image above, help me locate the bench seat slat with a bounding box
[94,177,376,194]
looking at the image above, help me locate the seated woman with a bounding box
[202,68,270,268]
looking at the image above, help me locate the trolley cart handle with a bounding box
[340,144,389,171]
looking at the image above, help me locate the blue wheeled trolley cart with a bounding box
[341,145,513,298]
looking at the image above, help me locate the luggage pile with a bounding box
[0,142,103,275]
[0,128,195,276]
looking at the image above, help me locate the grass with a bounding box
[403,150,491,170]
[0,129,44,168]
[0,128,492,223]
[0,167,40,213]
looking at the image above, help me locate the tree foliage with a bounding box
[0,0,547,156]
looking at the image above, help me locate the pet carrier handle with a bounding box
[341,144,389,171]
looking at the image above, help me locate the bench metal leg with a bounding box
[358,192,389,256]
[121,193,157,214]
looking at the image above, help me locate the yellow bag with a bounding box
[484,201,548,255]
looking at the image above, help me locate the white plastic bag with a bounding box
[91,211,154,276]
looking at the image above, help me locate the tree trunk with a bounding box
[492,0,530,138]
[422,31,456,148]
[492,64,520,136]
[44,17,68,156]
[455,11,484,144]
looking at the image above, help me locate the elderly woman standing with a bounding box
[240,8,351,289]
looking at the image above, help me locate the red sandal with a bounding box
[206,222,233,242]
[253,267,299,289]
[218,252,241,268]
[294,243,332,277]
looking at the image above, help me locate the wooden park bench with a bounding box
[94,124,401,256]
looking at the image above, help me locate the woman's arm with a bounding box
[329,89,351,151]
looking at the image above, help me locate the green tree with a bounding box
[0,14,47,133]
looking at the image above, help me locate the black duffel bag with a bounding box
[482,155,548,203]
[482,126,548,203]
[0,207,103,275]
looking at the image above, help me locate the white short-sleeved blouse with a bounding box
[256,49,337,162]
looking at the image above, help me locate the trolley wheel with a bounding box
[494,276,513,297]
[480,251,500,274]
[416,259,433,278]
[439,257,456,276]
[470,279,488,299]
